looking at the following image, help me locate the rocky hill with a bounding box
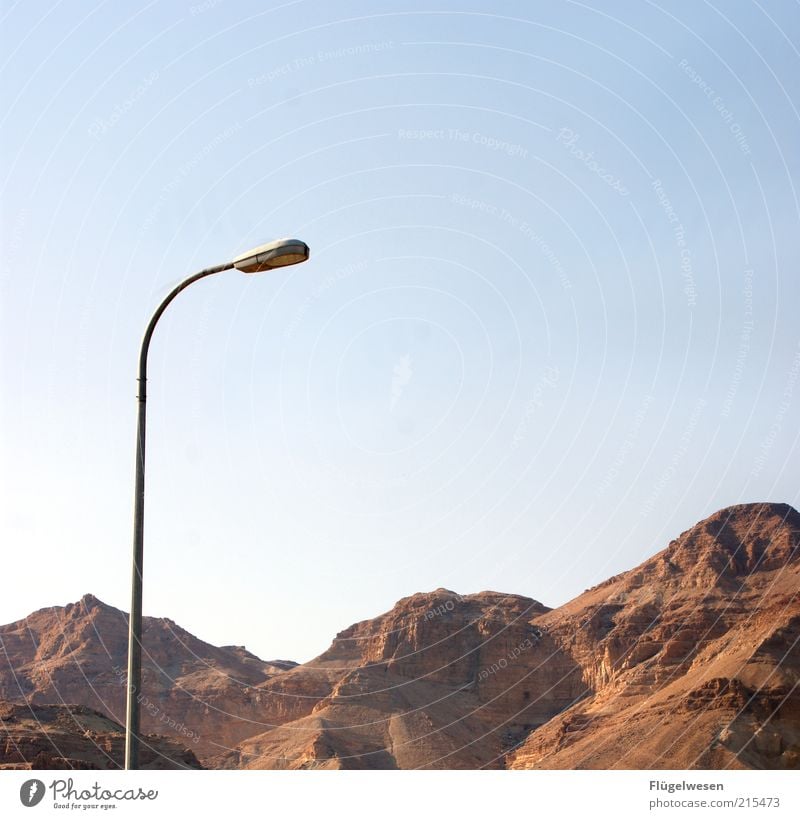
[1,502,797,769]
[222,589,583,769]
[0,594,295,762]
[507,502,800,769]
[0,701,202,769]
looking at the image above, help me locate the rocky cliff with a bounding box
[223,589,583,769]
[1,502,797,769]
[0,701,202,769]
[0,595,295,762]
[507,502,800,769]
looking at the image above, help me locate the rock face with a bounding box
[507,502,800,769]
[224,589,583,769]
[0,595,296,763]
[1,502,797,769]
[0,701,202,769]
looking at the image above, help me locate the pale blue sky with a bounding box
[2,0,798,662]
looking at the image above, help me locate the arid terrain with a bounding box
[1,502,797,769]
[0,702,202,769]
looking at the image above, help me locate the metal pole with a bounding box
[125,262,232,770]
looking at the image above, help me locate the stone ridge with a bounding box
[1,501,797,770]
[507,501,800,769]
[0,594,297,762]
[0,701,203,769]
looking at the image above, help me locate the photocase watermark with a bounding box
[87,71,159,139]
[283,259,369,340]
[248,41,395,86]
[596,393,654,496]
[678,58,751,155]
[721,267,754,417]
[751,340,800,478]
[140,121,243,234]
[19,779,45,807]
[641,397,707,516]
[112,665,200,745]
[555,128,629,196]
[390,355,413,411]
[189,0,224,15]
[18,776,158,808]
[651,178,697,307]
[512,365,560,449]
[54,778,157,804]
[398,128,528,158]
[423,594,468,621]
[448,193,572,290]
[476,629,544,682]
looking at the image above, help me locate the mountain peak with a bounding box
[63,593,120,619]
[2,501,798,771]
[666,501,800,578]
[702,501,800,528]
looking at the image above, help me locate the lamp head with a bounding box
[233,238,310,273]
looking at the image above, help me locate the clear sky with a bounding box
[1,0,798,663]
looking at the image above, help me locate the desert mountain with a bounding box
[507,502,800,769]
[0,701,202,770]
[223,589,583,769]
[0,594,295,761]
[1,501,797,769]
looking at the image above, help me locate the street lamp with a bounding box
[125,238,310,770]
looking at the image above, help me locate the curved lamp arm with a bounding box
[138,262,233,395]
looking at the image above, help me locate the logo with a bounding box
[20,779,45,807]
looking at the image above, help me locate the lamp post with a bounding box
[125,238,310,770]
